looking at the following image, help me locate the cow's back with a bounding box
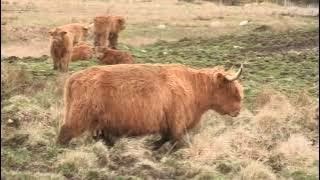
[71,43,94,61]
[58,23,87,43]
[59,23,83,32]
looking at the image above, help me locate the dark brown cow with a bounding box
[57,64,244,149]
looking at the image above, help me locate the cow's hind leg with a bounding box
[152,133,170,150]
[92,129,103,141]
[108,33,118,49]
[91,129,117,147]
[52,57,59,70]
[166,123,188,152]
[60,51,71,72]
[101,130,117,147]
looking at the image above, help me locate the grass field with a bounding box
[1,0,319,179]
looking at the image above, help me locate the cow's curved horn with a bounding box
[225,64,243,81]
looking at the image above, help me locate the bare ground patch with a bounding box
[1,0,318,57]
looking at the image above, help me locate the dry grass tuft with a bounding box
[228,128,270,161]
[56,149,98,174]
[254,89,295,116]
[107,138,163,177]
[238,161,277,180]
[291,91,318,131]
[4,171,64,180]
[275,134,318,170]
[92,141,110,167]
[21,122,56,147]
[1,63,32,95]
[109,138,155,168]
[186,130,231,163]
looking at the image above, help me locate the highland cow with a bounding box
[57,64,244,149]
[93,15,125,49]
[96,47,134,65]
[52,23,90,45]
[49,29,73,72]
[49,23,90,72]
[71,42,94,61]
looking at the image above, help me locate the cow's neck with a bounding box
[192,71,215,114]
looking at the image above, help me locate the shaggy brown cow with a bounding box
[71,42,94,61]
[49,23,90,72]
[57,64,244,149]
[93,15,125,49]
[96,47,134,65]
[49,29,73,72]
[50,23,90,45]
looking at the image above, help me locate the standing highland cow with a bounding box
[53,23,90,45]
[57,64,244,149]
[93,15,125,50]
[49,28,73,72]
[49,23,90,72]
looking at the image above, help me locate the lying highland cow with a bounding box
[71,42,94,61]
[96,47,134,65]
[57,64,244,149]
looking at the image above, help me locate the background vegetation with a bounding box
[1,0,319,179]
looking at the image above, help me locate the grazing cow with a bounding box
[71,42,94,61]
[57,64,244,149]
[96,47,134,65]
[93,15,125,49]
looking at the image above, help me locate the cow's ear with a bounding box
[60,31,67,35]
[49,28,57,36]
[216,73,228,84]
[117,17,125,25]
[83,25,90,31]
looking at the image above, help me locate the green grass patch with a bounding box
[3,27,318,105]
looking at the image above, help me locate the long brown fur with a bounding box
[49,29,73,72]
[93,15,125,49]
[71,42,94,61]
[51,23,90,45]
[49,23,90,72]
[57,64,244,147]
[97,48,134,65]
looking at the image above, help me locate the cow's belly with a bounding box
[100,112,165,137]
